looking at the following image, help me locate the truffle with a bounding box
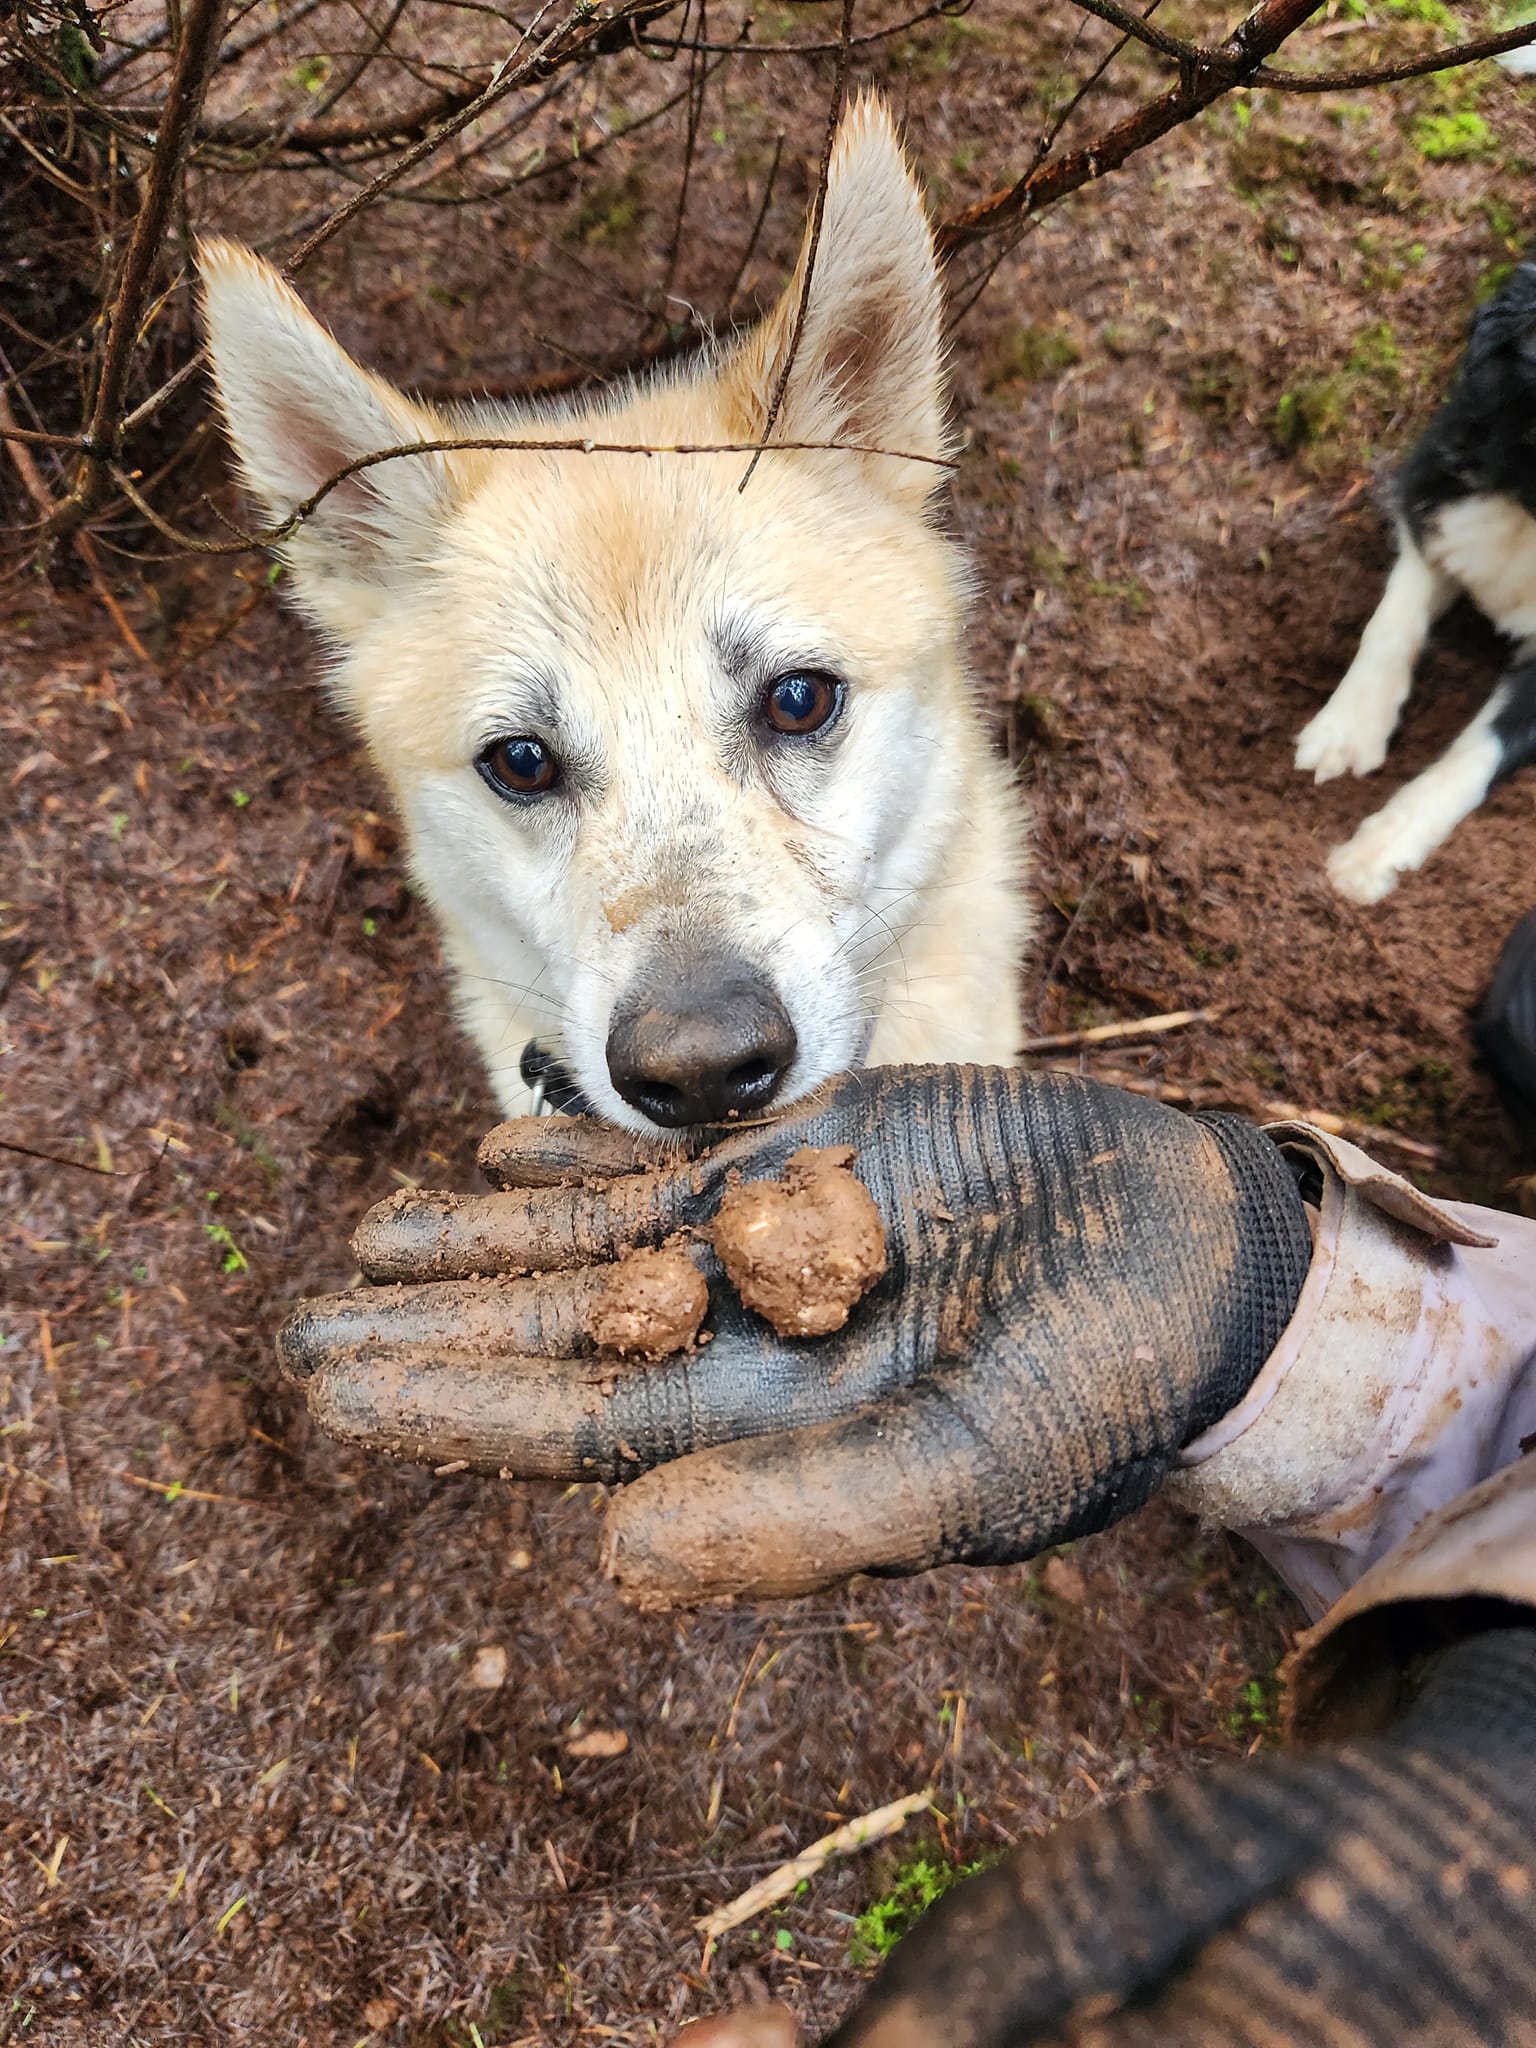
[589,1244,708,1360]
[709,1145,886,1338]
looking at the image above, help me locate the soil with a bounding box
[590,1246,710,1360]
[710,1149,887,1340]
[6,7,1536,2045]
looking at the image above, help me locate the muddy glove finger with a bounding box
[476,1116,656,1190]
[275,1272,606,1382]
[350,1169,701,1281]
[294,1289,923,1480]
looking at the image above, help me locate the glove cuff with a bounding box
[1168,1123,1527,1619]
[1186,1111,1314,1440]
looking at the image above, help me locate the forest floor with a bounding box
[4,2,1535,2040]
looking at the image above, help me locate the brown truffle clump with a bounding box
[589,1244,708,1360]
[709,1145,886,1338]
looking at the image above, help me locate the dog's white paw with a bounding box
[1325,819,1410,904]
[1294,698,1393,784]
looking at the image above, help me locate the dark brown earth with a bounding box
[6,5,1536,2043]
[590,1245,710,1360]
[710,1149,887,1340]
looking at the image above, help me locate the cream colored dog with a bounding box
[200,96,1030,1132]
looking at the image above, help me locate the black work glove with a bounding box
[822,1623,1536,2047]
[276,1066,1312,1607]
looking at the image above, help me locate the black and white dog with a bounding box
[1296,258,1536,902]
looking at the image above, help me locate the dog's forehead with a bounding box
[446,444,901,665]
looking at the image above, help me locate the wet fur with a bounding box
[1296,258,1536,903]
[199,98,1030,1130]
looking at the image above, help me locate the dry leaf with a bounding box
[1042,1556,1088,1606]
[565,1726,629,1759]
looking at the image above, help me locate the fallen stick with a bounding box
[1259,1098,1441,1166]
[1020,1007,1220,1055]
[1067,1065,1440,1165]
[115,1470,285,1512]
[697,1790,932,1944]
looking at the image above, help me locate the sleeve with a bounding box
[1164,1122,1536,1618]
[1282,1455,1536,1742]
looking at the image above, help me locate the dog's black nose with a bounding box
[606,967,797,1127]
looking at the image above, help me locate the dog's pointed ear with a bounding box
[725,95,950,500]
[199,239,456,636]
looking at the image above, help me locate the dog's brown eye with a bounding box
[762,670,842,737]
[477,735,560,800]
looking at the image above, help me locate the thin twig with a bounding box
[281,0,679,276]
[110,433,956,556]
[1254,20,1536,91]
[697,1791,933,1943]
[721,129,784,322]
[738,0,855,493]
[114,1471,286,1511]
[1019,1007,1220,1055]
[1075,1066,1441,1164]
[0,1137,135,1178]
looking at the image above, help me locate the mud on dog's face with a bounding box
[199,98,976,1132]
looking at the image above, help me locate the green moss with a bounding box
[1477,259,1518,305]
[1340,0,1457,24]
[1413,110,1495,162]
[898,13,988,79]
[1271,380,1346,452]
[848,1855,993,1965]
[1347,319,1401,386]
[986,323,1081,388]
[1184,353,1251,427]
[1086,576,1147,613]
[575,168,647,245]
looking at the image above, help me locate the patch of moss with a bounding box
[848,1854,993,1965]
[1413,110,1495,163]
[1270,380,1347,453]
[1347,319,1402,387]
[1184,352,1251,428]
[1340,0,1456,25]
[898,13,988,80]
[1086,576,1147,613]
[576,168,647,245]
[986,322,1081,388]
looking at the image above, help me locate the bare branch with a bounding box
[42,0,230,541]
[738,0,856,493]
[110,432,957,555]
[1254,20,1536,92]
[935,0,1328,257]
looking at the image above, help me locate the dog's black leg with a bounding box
[1491,650,1536,784]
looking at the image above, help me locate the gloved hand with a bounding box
[276,1066,1311,1607]
[678,1624,1536,2048]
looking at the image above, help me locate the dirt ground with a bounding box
[5,4,1536,2042]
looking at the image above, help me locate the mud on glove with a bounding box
[276,1066,1312,1607]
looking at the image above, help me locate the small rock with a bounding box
[362,1996,399,2032]
[468,1644,508,1690]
